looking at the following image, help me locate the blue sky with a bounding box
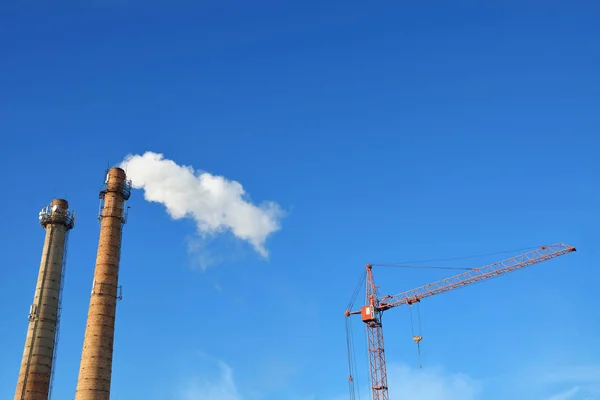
[1,1,599,399]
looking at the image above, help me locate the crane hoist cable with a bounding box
[409,302,423,368]
[376,264,475,270]
[370,245,540,266]
[345,318,356,400]
[345,270,366,400]
[346,270,367,311]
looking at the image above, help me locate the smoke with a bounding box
[120,152,284,258]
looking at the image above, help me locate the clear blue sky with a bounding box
[1,1,599,399]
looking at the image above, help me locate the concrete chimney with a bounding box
[75,167,131,400]
[15,198,75,400]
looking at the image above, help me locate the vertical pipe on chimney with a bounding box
[75,167,131,400]
[15,199,75,400]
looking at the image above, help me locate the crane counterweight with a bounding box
[361,306,376,323]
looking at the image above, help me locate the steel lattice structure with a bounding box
[345,243,576,400]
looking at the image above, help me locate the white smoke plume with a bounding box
[120,152,283,258]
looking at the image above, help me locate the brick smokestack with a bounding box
[75,167,131,400]
[15,199,75,400]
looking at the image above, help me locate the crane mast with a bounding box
[364,264,389,400]
[345,243,576,400]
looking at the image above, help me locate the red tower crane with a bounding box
[344,243,576,400]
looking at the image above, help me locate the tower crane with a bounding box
[344,243,576,400]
